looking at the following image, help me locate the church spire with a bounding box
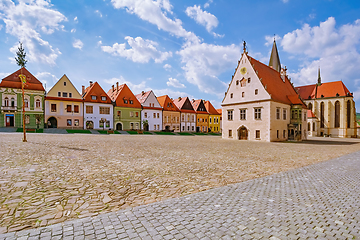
[269,38,281,72]
[317,67,322,85]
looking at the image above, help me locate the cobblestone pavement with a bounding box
[1,148,360,239]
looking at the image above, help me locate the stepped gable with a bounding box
[173,97,196,113]
[204,101,220,115]
[83,82,112,104]
[157,95,180,112]
[248,56,306,107]
[296,81,351,99]
[0,67,45,91]
[107,83,141,108]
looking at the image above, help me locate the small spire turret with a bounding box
[317,67,322,85]
[269,38,281,72]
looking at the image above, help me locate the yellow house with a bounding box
[191,99,209,133]
[45,75,84,129]
[204,100,221,133]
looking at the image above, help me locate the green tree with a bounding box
[15,42,28,68]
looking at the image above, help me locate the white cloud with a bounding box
[104,76,150,94]
[95,10,103,17]
[204,0,213,8]
[97,40,102,46]
[0,0,67,65]
[35,71,58,91]
[74,16,78,22]
[185,5,218,33]
[265,35,282,46]
[166,77,185,88]
[163,63,171,70]
[72,39,83,50]
[101,36,172,63]
[110,0,199,43]
[280,17,360,90]
[0,24,3,30]
[153,88,193,100]
[71,28,76,33]
[177,42,240,95]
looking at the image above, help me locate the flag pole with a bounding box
[20,68,27,142]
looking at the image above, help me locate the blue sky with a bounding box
[1,0,360,109]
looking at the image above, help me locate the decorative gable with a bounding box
[135,90,162,109]
[83,82,112,104]
[157,95,180,112]
[46,74,82,99]
[107,83,141,108]
[0,67,45,91]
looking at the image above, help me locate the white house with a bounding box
[82,81,113,130]
[173,97,196,132]
[135,90,163,131]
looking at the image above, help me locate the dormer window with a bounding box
[101,96,107,101]
[129,100,133,104]
[91,95,97,100]
[123,99,128,104]
[336,93,339,97]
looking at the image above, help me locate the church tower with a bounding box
[269,39,281,72]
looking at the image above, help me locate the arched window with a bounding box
[347,100,351,128]
[308,122,310,131]
[24,99,29,108]
[313,122,315,132]
[308,102,312,112]
[4,97,9,107]
[335,101,340,128]
[11,98,15,107]
[35,99,41,108]
[320,102,325,128]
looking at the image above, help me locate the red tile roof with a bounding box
[307,110,316,118]
[204,101,220,115]
[296,81,352,99]
[191,99,208,114]
[107,83,141,108]
[173,97,196,113]
[216,108,222,115]
[83,82,112,104]
[157,95,180,112]
[248,56,305,107]
[135,90,151,104]
[0,68,45,91]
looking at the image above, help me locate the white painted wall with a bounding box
[83,102,113,130]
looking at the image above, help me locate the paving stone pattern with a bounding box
[1,150,359,239]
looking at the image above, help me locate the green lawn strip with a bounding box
[16,128,43,133]
[127,131,138,134]
[98,130,108,134]
[143,131,153,135]
[178,132,194,136]
[66,129,92,134]
[154,131,176,135]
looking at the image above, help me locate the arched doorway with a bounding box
[116,123,123,130]
[238,126,248,140]
[86,121,94,129]
[47,117,57,128]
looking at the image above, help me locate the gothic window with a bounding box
[308,122,310,131]
[320,102,324,128]
[347,100,351,128]
[335,101,340,128]
[308,102,312,111]
[313,122,315,132]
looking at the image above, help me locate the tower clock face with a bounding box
[240,67,247,75]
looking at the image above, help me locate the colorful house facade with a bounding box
[135,90,162,131]
[204,100,221,133]
[0,68,45,129]
[108,83,141,131]
[173,97,196,132]
[157,95,180,132]
[82,81,113,130]
[45,74,84,129]
[192,99,209,133]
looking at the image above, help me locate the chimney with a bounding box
[116,82,119,92]
[112,85,114,92]
[89,81,93,86]
[82,86,85,95]
[192,99,195,103]
[178,97,181,101]
[142,91,145,95]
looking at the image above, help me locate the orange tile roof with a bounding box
[216,108,222,115]
[296,81,352,99]
[248,56,305,107]
[0,67,45,91]
[107,83,141,108]
[135,90,151,104]
[204,101,220,115]
[157,95,180,112]
[83,82,112,104]
[173,97,196,113]
[191,99,208,114]
[307,110,316,118]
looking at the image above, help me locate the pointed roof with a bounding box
[216,108,222,115]
[191,99,208,114]
[307,110,316,118]
[107,83,141,108]
[204,101,220,115]
[296,81,352,99]
[269,39,281,72]
[46,74,82,101]
[317,67,322,85]
[248,56,306,107]
[157,95,180,112]
[172,97,196,113]
[135,90,152,104]
[0,67,45,91]
[83,82,112,104]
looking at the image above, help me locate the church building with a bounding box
[222,41,307,141]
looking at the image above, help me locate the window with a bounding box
[347,100,351,128]
[192,126,194,131]
[152,113,154,118]
[135,112,139,117]
[242,92,245,97]
[236,80,239,85]
[66,105,72,112]
[51,104,57,112]
[100,107,110,114]
[101,96,107,101]
[230,93,233,98]
[99,120,104,128]
[308,122,311,131]
[209,117,211,123]
[129,100,133,104]
[157,113,160,118]
[117,111,121,117]
[35,99,41,108]
[25,115,30,124]
[86,106,93,114]
[130,123,134,129]
[276,108,280,120]
[188,126,190,131]
[63,92,68,97]
[74,119,79,126]
[130,111,134,117]
[247,78,251,83]
[205,118,207,123]
[123,99,128,104]
[320,102,324,128]
[256,130,260,139]
[67,119,72,126]
[58,92,61,97]
[145,112,148,118]
[91,95,97,100]
[291,109,297,120]
[255,89,258,95]
[283,109,287,120]
[176,126,179,130]
[277,130,279,138]
[240,109,246,120]
[335,101,340,128]
[313,122,315,131]
[106,121,110,128]
[227,110,233,121]
[64,82,66,86]
[69,93,72,98]
[4,97,9,106]
[254,108,261,120]
[135,123,139,129]
[304,112,306,121]
[182,115,185,121]
[74,105,79,113]
[229,129,232,137]
[308,103,312,111]
[24,99,29,108]
[11,98,15,107]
